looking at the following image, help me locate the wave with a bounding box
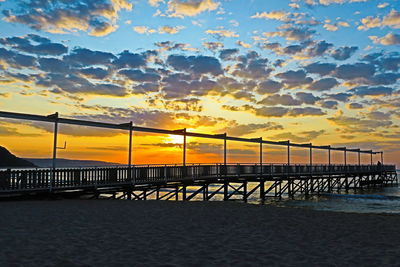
[321,193,400,201]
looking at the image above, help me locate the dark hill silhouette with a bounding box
[0,146,36,168]
[25,158,121,168]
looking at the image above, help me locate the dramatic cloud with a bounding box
[350,86,394,96]
[166,54,223,76]
[167,0,220,18]
[256,80,284,95]
[333,63,375,80]
[304,62,336,76]
[3,0,132,36]
[223,122,283,136]
[369,33,400,46]
[358,9,400,31]
[328,111,392,133]
[133,25,185,35]
[330,46,358,60]
[263,26,315,41]
[0,35,68,56]
[276,69,313,88]
[308,78,339,91]
[206,28,239,38]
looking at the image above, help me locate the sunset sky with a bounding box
[0,0,399,166]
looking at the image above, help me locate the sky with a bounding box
[0,0,399,166]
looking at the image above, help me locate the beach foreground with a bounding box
[1,200,399,267]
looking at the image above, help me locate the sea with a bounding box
[263,170,400,214]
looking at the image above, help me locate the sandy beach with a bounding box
[1,200,399,267]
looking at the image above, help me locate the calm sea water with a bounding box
[268,171,400,214]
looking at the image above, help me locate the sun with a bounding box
[166,134,184,144]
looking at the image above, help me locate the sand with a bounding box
[0,200,399,267]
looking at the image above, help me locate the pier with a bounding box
[0,111,397,200]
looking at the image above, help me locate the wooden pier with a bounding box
[0,164,397,200]
[0,110,397,201]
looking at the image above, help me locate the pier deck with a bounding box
[0,163,397,201]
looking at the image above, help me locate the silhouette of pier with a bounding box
[0,111,397,200]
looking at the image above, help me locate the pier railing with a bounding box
[0,164,396,192]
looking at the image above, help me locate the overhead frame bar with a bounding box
[0,110,381,155]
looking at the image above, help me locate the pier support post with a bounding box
[370,151,373,165]
[50,112,59,191]
[260,180,265,201]
[259,138,263,178]
[223,182,229,200]
[224,133,227,166]
[183,128,187,166]
[243,182,247,202]
[128,121,133,182]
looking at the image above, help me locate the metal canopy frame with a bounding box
[0,110,383,167]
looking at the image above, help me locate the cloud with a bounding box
[330,46,358,60]
[327,111,392,133]
[149,0,165,7]
[219,48,239,60]
[350,86,394,96]
[222,122,283,136]
[276,69,313,88]
[295,92,321,104]
[333,63,375,80]
[304,62,336,76]
[64,48,116,67]
[166,0,220,18]
[263,26,315,41]
[324,92,352,102]
[323,21,349,31]
[206,28,239,38]
[258,94,301,106]
[347,103,364,109]
[202,41,224,51]
[133,25,185,34]
[0,124,41,137]
[308,78,339,91]
[319,100,338,109]
[3,0,132,36]
[253,106,326,118]
[300,0,370,6]
[167,54,223,76]
[112,50,147,69]
[251,11,289,21]
[269,130,325,143]
[369,33,400,45]
[256,80,283,95]
[118,69,161,83]
[358,9,400,30]
[0,35,68,56]
[236,40,251,48]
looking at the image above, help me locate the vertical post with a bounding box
[183,128,187,166]
[52,112,59,170]
[259,138,263,174]
[309,143,312,167]
[381,152,384,165]
[128,121,133,168]
[358,151,361,166]
[224,133,227,166]
[344,149,347,166]
[51,112,59,191]
[287,141,290,177]
[370,152,373,165]
[328,146,331,166]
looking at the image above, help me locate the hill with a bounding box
[0,146,37,168]
[25,158,122,168]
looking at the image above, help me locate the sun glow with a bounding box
[166,134,184,144]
